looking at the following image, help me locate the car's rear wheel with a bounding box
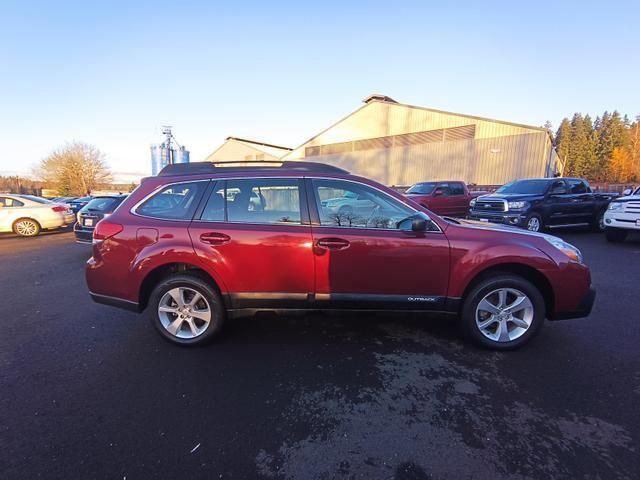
[524,213,543,232]
[461,274,545,350]
[605,227,628,242]
[13,218,41,237]
[148,274,225,346]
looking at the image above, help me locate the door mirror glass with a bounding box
[622,188,632,196]
[433,188,443,196]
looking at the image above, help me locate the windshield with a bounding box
[84,197,124,212]
[496,180,550,195]
[406,182,437,194]
[19,195,52,204]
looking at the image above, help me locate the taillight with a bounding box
[93,220,123,241]
[51,206,66,212]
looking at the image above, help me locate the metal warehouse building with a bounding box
[204,136,292,162]
[280,95,562,186]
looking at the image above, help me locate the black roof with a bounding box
[158,161,349,177]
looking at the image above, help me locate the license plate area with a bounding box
[84,219,94,227]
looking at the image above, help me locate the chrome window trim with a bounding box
[129,179,211,222]
[131,175,442,233]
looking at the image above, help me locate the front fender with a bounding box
[446,233,556,298]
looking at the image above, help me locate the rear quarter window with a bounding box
[136,181,207,220]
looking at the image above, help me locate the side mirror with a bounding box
[550,186,567,195]
[411,217,428,232]
[622,188,632,196]
[433,188,443,196]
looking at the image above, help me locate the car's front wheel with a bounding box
[13,218,41,237]
[461,274,545,350]
[148,274,225,346]
[524,213,543,232]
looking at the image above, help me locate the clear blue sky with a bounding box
[1,0,639,178]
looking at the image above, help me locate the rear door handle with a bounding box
[316,237,350,250]
[200,232,231,246]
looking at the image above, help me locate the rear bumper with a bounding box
[549,286,596,320]
[89,291,140,312]
[74,223,93,244]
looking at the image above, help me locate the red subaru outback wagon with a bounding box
[86,161,595,350]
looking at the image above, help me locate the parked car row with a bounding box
[0,193,129,237]
[403,177,629,238]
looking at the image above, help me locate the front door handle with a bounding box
[316,237,350,250]
[200,232,231,246]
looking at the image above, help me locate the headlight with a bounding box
[545,236,583,263]
[469,199,476,207]
[508,201,528,210]
[608,202,623,211]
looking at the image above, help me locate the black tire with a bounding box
[605,227,628,243]
[524,213,543,232]
[148,274,225,346]
[460,274,545,350]
[590,210,606,232]
[13,218,41,237]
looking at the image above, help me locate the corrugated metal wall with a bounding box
[284,101,560,185]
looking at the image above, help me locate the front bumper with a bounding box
[549,286,596,320]
[468,212,528,227]
[603,212,640,231]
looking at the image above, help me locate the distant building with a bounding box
[281,95,562,186]
[204,137,292,162]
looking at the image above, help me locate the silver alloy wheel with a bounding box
[527,217,540,232]
[475,287,534,342]
[15,220,38,236]
[158,287,212,339]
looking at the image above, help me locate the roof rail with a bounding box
[157,161,349,176]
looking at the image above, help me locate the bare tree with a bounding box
[35,142,111,195]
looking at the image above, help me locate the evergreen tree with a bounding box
[554,118,571,174]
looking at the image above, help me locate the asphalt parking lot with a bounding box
[1,229,639,479]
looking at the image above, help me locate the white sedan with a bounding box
[0,194,75,237]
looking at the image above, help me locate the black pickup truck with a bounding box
[468,178,617,232]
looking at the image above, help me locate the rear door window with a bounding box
[567,179,588,194]
[450,183,465,195]
[136,181,208,220]
[201,178,302,225]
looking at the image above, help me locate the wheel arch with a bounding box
[459,263,554,318]
[138,262,225,311]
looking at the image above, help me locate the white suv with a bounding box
[604,186,640,242]
[0,194,75,237]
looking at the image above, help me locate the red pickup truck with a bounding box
[404,181,485,217]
